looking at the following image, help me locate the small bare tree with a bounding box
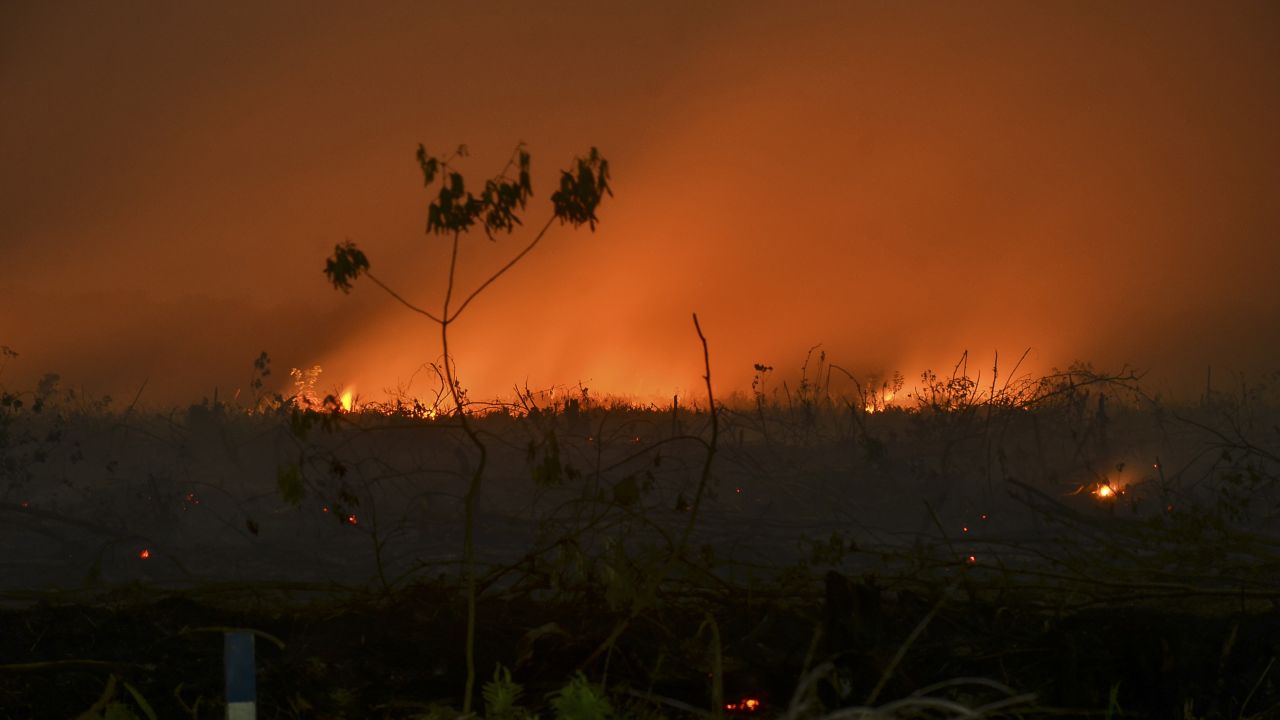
[323,143,610,713]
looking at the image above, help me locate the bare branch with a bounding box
[365,271,443,324]
[448,214,557,323]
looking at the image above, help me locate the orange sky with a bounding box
[3,2,1278,407]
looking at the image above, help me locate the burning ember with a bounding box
[339,389,354,412]
[1093,483,1125,499]
[726,697,762,713]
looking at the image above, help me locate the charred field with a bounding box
[2,359,1279,719]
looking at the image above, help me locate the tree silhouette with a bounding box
[324,143,610,712]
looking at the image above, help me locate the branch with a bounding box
[579,314,720,671]
[365,271,444,324]
[448,214,557,323]
[677,313,718,554]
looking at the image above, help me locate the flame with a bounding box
[339,389,354,412]
[726,698,762,712]
[864,389,896,414]
[1093,483,1125,499]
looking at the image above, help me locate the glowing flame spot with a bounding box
[962,526,969,533]
[726,698,762,712]
[339,389,354,412]
[346,514,358,525]
[139,549,151,559]
[1095,484,1116,499]
[966,554,977,564]
[864,390,896,414]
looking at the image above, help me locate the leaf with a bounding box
[482,663,527,720]
[323,241,370,293]
[415,145,439,185]
[547,673,612,720]
[120,681,158,720]
[551,148,612,230]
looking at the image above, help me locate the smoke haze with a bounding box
[3,2,1278,407]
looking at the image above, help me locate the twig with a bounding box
[365,271,443,324]
[580,313,720,670]
[449,215,557,323]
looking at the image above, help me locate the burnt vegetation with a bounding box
[3,348,1279,718]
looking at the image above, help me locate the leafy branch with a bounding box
[322,142,610,714]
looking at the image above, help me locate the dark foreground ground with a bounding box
[3,569,1278,719]
[4,371,1280,717]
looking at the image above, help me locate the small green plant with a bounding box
[483,664,533,720]
[1104,680,1123,719]
[548,672,614,720]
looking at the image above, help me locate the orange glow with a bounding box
[139,549,151,559]
[726,698,762,712]
[1094,483,1126,500]
[4,5,1279,409]
[864,390,896,414]
[339,389,354,412]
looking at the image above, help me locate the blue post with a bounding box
[224,630,257,720]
